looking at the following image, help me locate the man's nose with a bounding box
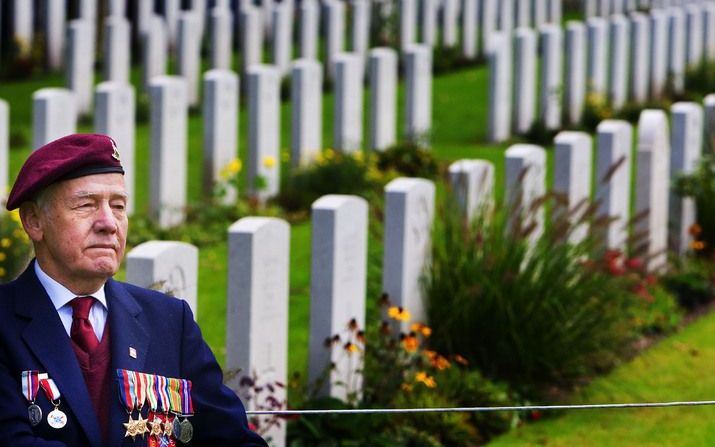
[93,202,118,233]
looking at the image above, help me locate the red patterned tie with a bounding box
[70,297,99,353]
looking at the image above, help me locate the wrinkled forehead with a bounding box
[51,173,128,201]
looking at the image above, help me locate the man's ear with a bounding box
[19,202,44,243]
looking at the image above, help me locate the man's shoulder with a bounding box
[108,279,189,315]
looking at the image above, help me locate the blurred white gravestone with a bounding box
[629,13,649,104]
[299,0,319,59]
[586,17,609,97]
[669,102,702,255]
[247,65,281,203]
[462,0,478,59]
[203,70,239,204]
[668,7,686,94]
[142,15,168,90]
[448,160,495,221]
[608,15,629,110]
[32,88,77,150]
[241,6,264,74]
[12,0,33,53]
[334,53,364,152]
[291,59,323,166]
[67,20,94,116]
[149,76,188,229]
[126,241,199,318]
[650,9,668,99]
[326,0,346,77]
[46,0,66,71]
[177,13,202,107]
[350,0,371,58]
[226,217,289,447]
[308,195,368,401]
[540,25,562,130]
[399,0,417,50]
[554,131,593,244]
[685,4,704,69]
[421,0,438,46]
[513,28,536,135]
[382,178,436,330]
[369,48,397,151]
[94,81,136,215]
[595,120,633,251]
[272,4,293,77]
[104,16,131,84]
[210,6,233,70]
[505,144,547,247]
[405,45,433,146]
[635,110,670,272]
[565,21,586,125]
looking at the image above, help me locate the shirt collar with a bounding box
[34,261,108,311]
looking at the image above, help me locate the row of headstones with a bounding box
[119,95,712,444]
[583,0,682,17]
[489,1,715,142]
[25,44,433,225]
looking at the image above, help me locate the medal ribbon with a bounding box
[21,370,40,403]
[135,371,147,410]
[145,374,158,412]
[117,369,135,413]
[180,379,193,416]
[167,378,182,414]
[156,375,170,413]
[39,378,61,402]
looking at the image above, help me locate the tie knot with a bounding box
[71,296,95,320]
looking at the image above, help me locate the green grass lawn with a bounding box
[489,310,715,446]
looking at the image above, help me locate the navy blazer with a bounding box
[0,262,268,447]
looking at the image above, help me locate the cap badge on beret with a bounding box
[111,138,121,161]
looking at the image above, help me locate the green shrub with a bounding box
[0,210,33,282]
[374,142,440,180]
[425,196,653,398]
[674,154,715,258]
[663,256,715,310]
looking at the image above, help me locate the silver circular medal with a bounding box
[47,408,67,429]
[28,404,42,426]
[179,419,193,443]
[172,417,182,440]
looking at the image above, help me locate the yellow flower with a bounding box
[0,252,5,261]
[410,322,432,337]
[690,240,706,251]
[400,383,413,393]
[388,306,411,322]
[220,158,242,180]
[1,238,11,248]
[324,148,335,160]
[401,334,419,353]
[352,151,364,164]
[415,371,436,388]
[0,267,5,277]
[262,156,276,169]
[9,209,21,223]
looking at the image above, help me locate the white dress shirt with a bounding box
[34,261,108,342]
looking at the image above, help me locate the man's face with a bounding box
[22,173,128,292]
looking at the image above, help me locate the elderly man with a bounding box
[0,134,268,446]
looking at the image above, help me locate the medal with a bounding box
[39,378,66,429]
[21,371,42,426]
[177,379,194,444]
[156,375,176,446]
[117,369,137,439]
[134,372,149,438]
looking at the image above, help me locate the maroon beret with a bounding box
[6,133,124,210]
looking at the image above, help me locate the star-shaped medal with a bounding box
[149,417,164,437]
[135,413,150,438]
[123,415,137,439]
[163,418,173,438]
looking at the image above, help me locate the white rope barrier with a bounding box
[246,400,715,415]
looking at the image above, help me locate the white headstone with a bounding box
[516,0,531,27]
[587,17,609,97]
[334,53,364,152]
[350,0,371,58]
[668,7,686,94]
[499,0,514,32]
[442,0,459,47]
[326,0,346,77]
[595,120,633,251]
[554,131,593,244]
[137,0,153,36]
[481,0,497,56]
[107,0,126,17]
[565,21,586,125]
[422,0,439,46]
[0,101,7,207]
[142,16,168,90]
[705,94,715,155]
[635,110,670,272]
[12,0,33,53]
[505,144,547,246]
[685,4,704,69]
[203,70,239,203]
[164,0,181,48]
[547,0,562,24]
[669,102,702,255]
[32,88,77,149]
[584,0,597,19]
[241,6,264,74]
[299,0,319,59]
[462,0,479,59]
[46,0,66,71]
[404,45,433,146]
[448,160,495,221]
[126,241,199,317]
[210,6,233,70]
[650,9,669,99]
[609,15,629,110]
[177,13,202,107]
[103,16,131,83]
[79,0,97,60]
[369,48,397,151]
[308,195,368,400]
[399,0,417,50]
[226,217,289,447]
[703,5,715,61]
[629,13,649,103]
[291,59,323,166]
[271,4,293,77]
[533,0,548,28]
[94,81,136,215]
[489,33,513,142]
[540,25,563,130]
[148,76,188,228]
[382,178,436,329]
[247,65,281,202]
[66,20,94,116]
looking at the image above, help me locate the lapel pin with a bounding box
[129,347,137,359]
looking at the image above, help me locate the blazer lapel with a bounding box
[14,264,103,446]
[105,279,149,447]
